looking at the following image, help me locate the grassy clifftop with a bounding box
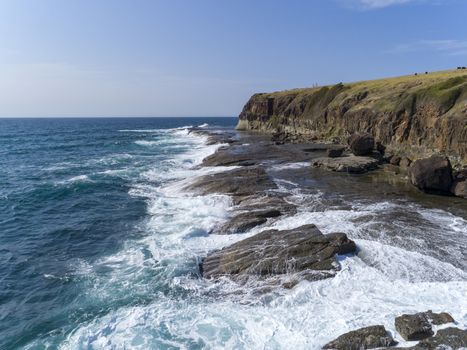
[238,69,467,165]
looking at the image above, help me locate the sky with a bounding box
[0,0,466,117]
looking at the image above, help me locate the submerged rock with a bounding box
[348,132,375,156]
[312,155,379,173]
[201,224,356,280]
[408,155,453,194]
[322,325,397,350]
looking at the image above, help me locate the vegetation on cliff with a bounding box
[237,70,467,165]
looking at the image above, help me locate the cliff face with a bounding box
[237,70,467,165]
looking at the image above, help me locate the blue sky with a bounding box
[0,0,466,117]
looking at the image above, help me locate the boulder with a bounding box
[201,224,356,280]
[408,155,453,193]
[417,327,467,349]
[451,169,467,198]
[376,142,386,155]
[390,156,401,166]
[327,147,345,158]
[216,209,281,235]
[424,310,455,325]
[399,157,412,171]
[322,325,397,350]
[451,179,467,198]
[312,156,379,173]
[348,132,375,156]
[395,312,434,341]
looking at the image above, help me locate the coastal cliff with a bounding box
[237,70,467,166]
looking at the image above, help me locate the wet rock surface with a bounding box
[186,128,467,348]
[216,209,281,235]
[424,310,455,325]
[327,147,345,158]
[415,327,467,349]
[189,128,238,145]
[201,224,356,280]
[322,325,397,350]
[187,166,277,201]
[395,312,435,341]
[348,132,375,156]
[312,155,380,173]
[328,311,461,350]
[409,155,453,194]
[451,169,467,198]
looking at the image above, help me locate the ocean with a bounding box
[0,117,466,349]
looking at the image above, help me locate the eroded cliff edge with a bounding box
[237,70,467,166]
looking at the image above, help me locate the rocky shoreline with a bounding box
[187,126,467,349]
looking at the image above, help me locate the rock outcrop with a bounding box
[201,224,356,280]
[312,155,380,173]
[322,325,397,350]
[237,70,467,166]
[216,209,281,235]
[186,166,276,202]
[416,327,467,349]
[324,311,461,350]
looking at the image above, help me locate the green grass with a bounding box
[261,69,467,116]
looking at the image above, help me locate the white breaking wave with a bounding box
[56,129,467,350]
[56,174,92,185]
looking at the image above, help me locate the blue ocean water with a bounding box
[0,117,235,349]
[1,117,466,350]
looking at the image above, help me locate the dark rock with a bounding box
[202,146,258,166]
[399,157,412,171]
[238,194,297,215]
[408,155,453,193]
[390,156,401,166]
[216,209,281,235]
[376,142,386,155]
[327,147,345,158]
[395,312,434,341]
[416,327,467,349]
[368,150,384,162]
[189,129,236,145]
[187,166,277,200]
[303,144,332,152]
[322,325,397,350]
[201,224,356,280]
[451,179,467,198]
[453,168,467,181]
[312,156,379,173]
[424,310,455,325]
[348,132,375,156]
[451,169,467,198]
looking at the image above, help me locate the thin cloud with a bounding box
[388,39,467,56]
[339,0,432,9]
[360,0,414,8]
